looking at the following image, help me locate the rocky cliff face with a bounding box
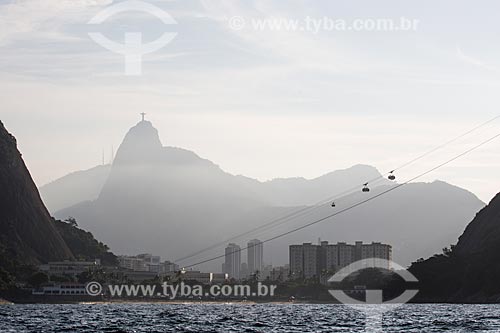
[410,192,500,302]
[0,121,73,264]
[454,193,500,256]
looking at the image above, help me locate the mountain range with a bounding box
[39,120,485,271]
[2,117,500,302]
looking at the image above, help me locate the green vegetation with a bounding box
[26,272,49,288]
[53,218,118,266]
[0,243,39,289]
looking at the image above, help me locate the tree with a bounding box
[0,268,14,290]
[64,217,78,227]
[50,274,73,283]
[250,270,260,284]
[27,272,49,288]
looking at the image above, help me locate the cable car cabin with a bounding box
[388,174,396,180]
[331,202,336,207]
[362,186,370,192]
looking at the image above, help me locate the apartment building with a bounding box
[289,241,392,280]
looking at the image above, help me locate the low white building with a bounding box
[160,261,179,274]
[211,273,228,284]
[176,271,229,284]
[269,265,290,282]
[118,254,178,274]
[39,260,100,277]
[181,271,212,284]
[118,256,147,272]
[32,283,88,296]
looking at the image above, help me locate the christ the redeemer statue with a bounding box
[140,112,146,121]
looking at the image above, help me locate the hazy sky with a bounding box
[1,0,500,202]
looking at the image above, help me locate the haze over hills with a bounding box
[40,156,387,213]
[41,165,111,212]
[45,120,485,270]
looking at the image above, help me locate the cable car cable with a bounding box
[175,114,500,263]
[181,131,500,269]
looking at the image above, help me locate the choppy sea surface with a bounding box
[1,303,499,332]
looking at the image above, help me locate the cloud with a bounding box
[456,46,500,73]
[0,0,112,46]
[2,0,500,203]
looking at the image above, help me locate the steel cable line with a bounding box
[175,114,500,263]
[181,131,500,269]
[391,114,500,173]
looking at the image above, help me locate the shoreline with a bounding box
[3,297,500,305]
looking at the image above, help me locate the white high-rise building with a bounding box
[224,243,241,280]
[247,239,263,277]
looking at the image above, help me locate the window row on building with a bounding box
[289,241,392,280]
[223,239,263,280]
[118,253,179,274]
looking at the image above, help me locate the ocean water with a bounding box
[0,303,499,332]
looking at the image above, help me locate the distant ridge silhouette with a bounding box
[46,120,484,269]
